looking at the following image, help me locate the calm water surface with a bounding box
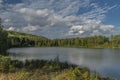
[7,47,120,79]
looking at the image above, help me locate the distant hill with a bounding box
[7,31,49,48]
[7,31,48,40]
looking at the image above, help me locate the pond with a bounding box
[7,47,120,79]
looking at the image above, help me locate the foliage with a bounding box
[0,24,8,53]
[0,55,115,80]
[8,33,112,48]
[0,55,11,72]
[7,31,48,48]
[0,26,118,49]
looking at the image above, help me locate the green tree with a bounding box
[0,22,8,53]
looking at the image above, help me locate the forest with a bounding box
[7,31,120,49]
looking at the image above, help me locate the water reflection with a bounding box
[7,47,120,79]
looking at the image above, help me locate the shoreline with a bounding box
[0,55,115,80]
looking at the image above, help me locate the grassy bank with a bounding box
[0,56,115,80]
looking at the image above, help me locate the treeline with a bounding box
[8,32,120,48]
[0,56,115,80]
[7,28,120,48]
[8,31,49,48]
[50,36,110,48]
[1,23,120,53]
[51,35,120,48]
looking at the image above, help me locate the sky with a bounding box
[0,0,120,38]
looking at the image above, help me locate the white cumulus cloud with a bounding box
[7,26,15,31]
[0,0,118,38]
[68,20,114,36]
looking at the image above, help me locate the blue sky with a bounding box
[98,0,120,26]
[0,0,120,38]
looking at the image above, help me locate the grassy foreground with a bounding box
[0,56,115,80]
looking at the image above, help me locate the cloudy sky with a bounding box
[0,0,120,38]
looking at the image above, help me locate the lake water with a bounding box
[7,47,120,79]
